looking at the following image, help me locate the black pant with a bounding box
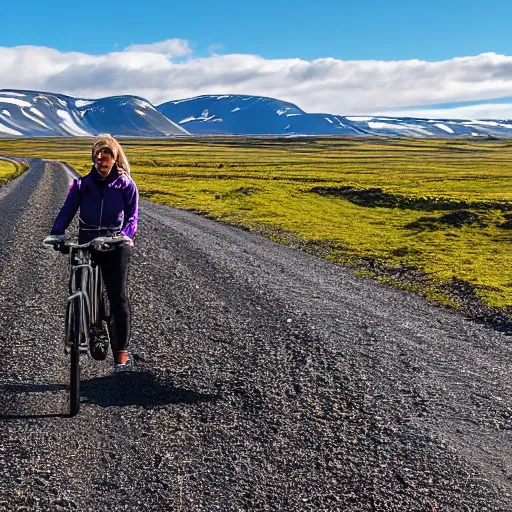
[93,245,132,352]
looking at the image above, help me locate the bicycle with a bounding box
[44,235,131,416]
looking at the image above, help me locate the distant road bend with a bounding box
[0,159,511,511]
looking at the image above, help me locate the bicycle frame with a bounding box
[67,248,102,355]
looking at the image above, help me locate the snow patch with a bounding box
[21,109,49,128]
[1,110,11,117]
[29,107,45,118]
[179,116,196,124]
[75,100,94,108]
[135,109,146,117]
[177,108,218,123]
[134,99,150,108]
[346,116,374,122]
[286,113,301,117]
[170,98,196,104]
[0,97,32,107]
[368,122,397,129]
[34,95,49,102]
[178,113,216,124]
[368,122,433,136]
[434,123,454,134]
[231,107,241,112]
[325,117,333,124]
[0,122,22,135]
[464,120,498,127]
[216,95,229,100]
[0,91,26,97]
[404,124,433,136]
[56,110,90,136]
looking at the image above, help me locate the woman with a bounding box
[49,135,139,368]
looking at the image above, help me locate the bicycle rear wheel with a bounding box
[66,298,81,417]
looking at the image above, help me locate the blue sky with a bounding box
[3,0,511,60]
[4,0,512,60]
[1,0,512,118]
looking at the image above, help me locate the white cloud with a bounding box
[1,43,512,119]
[123,39,193,58]
[207,43,225,56]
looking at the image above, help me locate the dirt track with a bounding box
[0,159,511,511]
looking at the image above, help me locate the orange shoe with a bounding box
[114,350,130,369]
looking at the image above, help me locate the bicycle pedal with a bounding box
[89,342,108,361]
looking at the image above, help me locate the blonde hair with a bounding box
[92,134,131,174]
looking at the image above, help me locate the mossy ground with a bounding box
[0,158,26,185]
[1,136,511,313]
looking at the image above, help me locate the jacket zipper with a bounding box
[99,188,105,230]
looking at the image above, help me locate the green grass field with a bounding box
[1,136,511,313]
[0,157,27,186]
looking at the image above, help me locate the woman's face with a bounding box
[94,147,115,177]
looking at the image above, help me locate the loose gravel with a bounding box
[0,160,511,511]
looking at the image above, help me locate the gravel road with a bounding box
[1,159,511,511]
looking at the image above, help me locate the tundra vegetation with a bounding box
[0,136,511,316]
[0,157,27,185]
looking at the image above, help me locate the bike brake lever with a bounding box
[56,243,70,254]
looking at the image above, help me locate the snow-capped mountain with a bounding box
[1,89,512,138]
[158,94,512,137]
[343,116,512,138]
[157,95,365,135]
[0,90,188,137]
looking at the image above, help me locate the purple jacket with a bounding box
[51,164,139,241]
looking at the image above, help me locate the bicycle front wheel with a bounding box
[69,344,80,417]
[66,298,81,417]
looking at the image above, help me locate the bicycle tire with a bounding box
[66,298,81,417]
[69,344,80,417]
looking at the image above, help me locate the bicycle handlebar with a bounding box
[43,235,132,252]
